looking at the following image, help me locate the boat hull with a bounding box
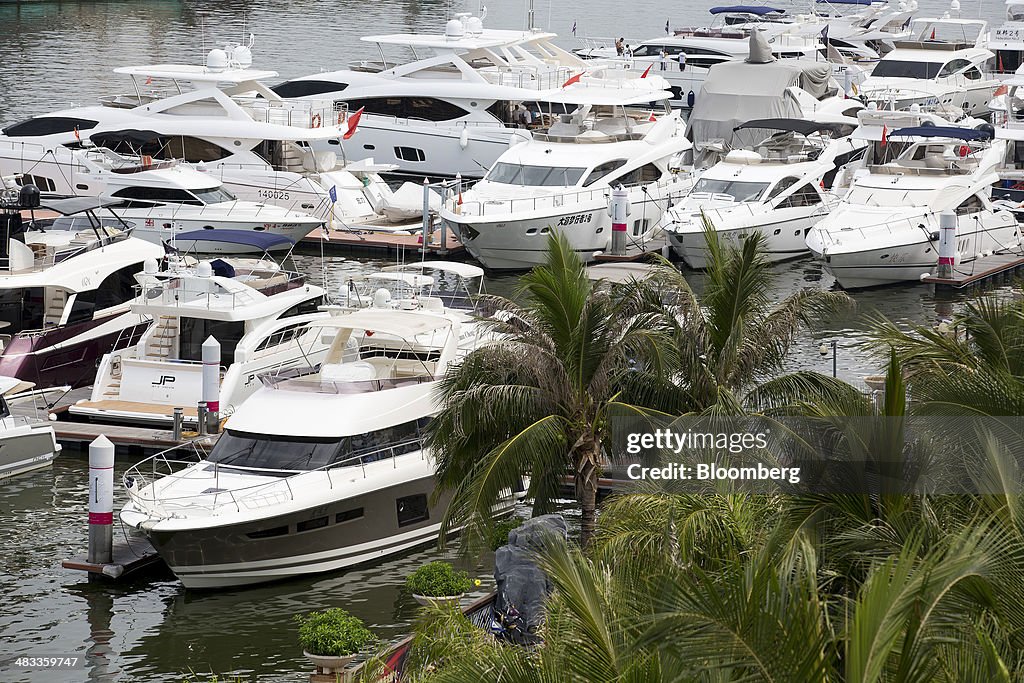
[667,214,818,268]
[0,422,60,479]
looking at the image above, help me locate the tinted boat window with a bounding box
[112,186,203,205]
[179,319,244,364]
[273,80,347,98]
[870,60,942,79]
[486,162,586,186]
[3,116,99,137]
[0,287,44,331]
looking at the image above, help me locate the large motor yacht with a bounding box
[664,118,866,268]
[440,91,693,271]
[857,15,999,118]
[68,232,329,427]
[0,197,164,389]
[0,377,61,479]
[119,308,505,588]
[805,126,1022,288]
[0,43,430,233]
[273,12,674,179]
[989,0,1024,78]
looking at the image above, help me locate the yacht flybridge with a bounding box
[273,12,674,178]
[0,43,432,233]
[119,308,508,588]
[857,15,999,117]
[68,231,329,427]
[664,118,866,268]
[806,126,1022,288]
[0,197,164,390]
[440,89,693,271]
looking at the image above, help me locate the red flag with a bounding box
[648,111,657,122]
[145,76,153,85]
[343,107,364,140]
[640,63,653,78]
[457,192,463,206]
[562,71,584,88]
[995,84,1009,97]
[930,27,936,40]
[880,125,888,147]
[73,126,80,141]
[999,53,1006,73]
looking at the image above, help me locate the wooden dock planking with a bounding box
[62,534,164,580]
[920,254,1024,290]
[592,235,669,264]
[301,226,465,258]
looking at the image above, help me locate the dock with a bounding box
[592,235,670,264]
[921,253,1024,291]
[300,225,466,259]
[61,533,164,580]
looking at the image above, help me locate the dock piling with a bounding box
[87,435,115,566]
[937,210,956,279]
[610,186,629,256]
[202,336,220,434]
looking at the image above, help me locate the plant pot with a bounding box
[412,593,464,607]
[303,650,356,674]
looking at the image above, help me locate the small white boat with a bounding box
[664,117,867,268]
[806,125,1022,288]
[0,377,61,479]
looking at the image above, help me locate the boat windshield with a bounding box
[207,420,429,472]
[486,162,587,187]
[191,186,237,205]
[870,60,942,79]
[691,178,770,202]
[845,184,933,207]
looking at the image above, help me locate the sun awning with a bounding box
[709,5,785,15]
[316,310,454,338]
[39,196,124,215]
[364,272,436,287]
[383,261,485,279]
[888,126,992,141]
[734,118,849,136]
[171,229,295,250]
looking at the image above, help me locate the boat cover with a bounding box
[171,229,295,250]
[888,126,992,141]
[709,6,785,15]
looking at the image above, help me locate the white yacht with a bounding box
[22,146,323,251]
[274,12,674,179]
[119,308,505,588]
[806,126,1022,288]
[857,15,999,117]
[440,92,693,271]
[68,232,330,427]
[0,377,61,479]
[664,118,866,267]
[989,0,1024,78]
[0,44,429,233]
[0,197,164,390]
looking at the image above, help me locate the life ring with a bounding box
[311,113,322,128]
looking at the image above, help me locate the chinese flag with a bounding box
[881,125,888,147]
[145,76,153,85]
[73,126,80,141]
[640,63,652,78]
[343,107,364,140]
[999,53,1006,73]
[930,28,936,40]
[562,72,584,88]
[648,111,656,121]
[995,84,1009,97]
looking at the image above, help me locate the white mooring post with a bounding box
[937,210,957,279]
[87,435,115,565]
[422,177,431,248]
[610,186,629,256]
[202,336,221,434]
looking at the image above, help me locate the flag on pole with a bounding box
[343,107,364,140]
[930,27,936,40]
[995,84,1009,97]
[328,185,338,203]
[640,63,652,78]
[73,126,80,141]
[999,53,1006,73]
[562,71,584,88]
[648,111,657,122]
[572,20,576,36]
[881,125,888,147]
[665,19,670,35]
[145,76,153,85]
[820,24,829,45]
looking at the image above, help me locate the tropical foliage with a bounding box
[294,608,376,657]
[406,561,473,598]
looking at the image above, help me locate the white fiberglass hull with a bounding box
[808,216,1022,289]
[667,211,824,269]
[0,420,61,479]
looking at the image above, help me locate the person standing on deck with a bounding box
[615,38,624,56]
[624,44,633,59]
[677,51,687,71]
[660,49,668,71]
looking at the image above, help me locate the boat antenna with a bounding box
[527,0,535,31]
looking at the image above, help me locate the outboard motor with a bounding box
[18,183,40,210]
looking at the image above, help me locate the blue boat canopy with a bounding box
[817,0,877,5]
[888,126,992,141]
[709,5,785,15]
[171,229,295,250]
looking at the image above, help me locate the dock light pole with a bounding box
[819,340,837,378]
[937,210,957,279]
[202,336,221,435]
[609,186,629,256]
[87,435,115,566]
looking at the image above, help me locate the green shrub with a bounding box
[489,517,523,550]
[294,608,376,657]
[406,561,473,597]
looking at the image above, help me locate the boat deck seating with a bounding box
[72,400,198,419]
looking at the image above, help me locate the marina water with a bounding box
[0,0,1012,680]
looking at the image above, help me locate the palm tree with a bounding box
[426,233,682,548]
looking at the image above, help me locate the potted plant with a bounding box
[295,608,376,674]
[406,561,474,607]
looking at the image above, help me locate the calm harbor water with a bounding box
[0,0,1014,681]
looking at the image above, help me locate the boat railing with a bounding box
[122,437,425,517]
[444,173,691,218]
[134,269,305,310]
[259,369,437,394]
[237,96,342,130]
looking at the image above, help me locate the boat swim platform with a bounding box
[300,225,466,259]
[62,534,165,582]
[920,253,1024,291]
[592,235,670,265]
